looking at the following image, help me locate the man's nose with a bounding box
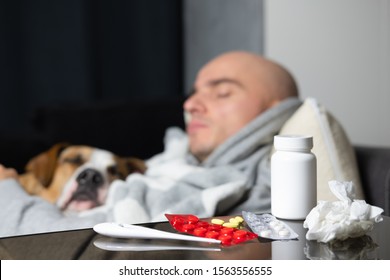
[183,93,204,114]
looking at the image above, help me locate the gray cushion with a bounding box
[355,146,390,216]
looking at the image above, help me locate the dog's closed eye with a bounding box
[62,155,84,166]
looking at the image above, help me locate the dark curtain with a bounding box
[0,0,183,134]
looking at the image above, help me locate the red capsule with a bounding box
[208,224,223,231]
[218,234,232,245]
[205,231,220,239]
[171,216,185,227]
[187,215,200,224]
[197,221,209,228]
[233,230,248,238]
[193,227,207,237]
[220,227,234,235]
[182,223,196,232]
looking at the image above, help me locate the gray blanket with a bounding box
[0,97,301,237]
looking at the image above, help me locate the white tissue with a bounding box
[303,180,383,243]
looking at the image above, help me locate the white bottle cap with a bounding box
[274,135,313,151]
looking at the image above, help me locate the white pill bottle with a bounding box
[271,135,317,220]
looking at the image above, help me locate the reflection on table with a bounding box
[0,216,389,260]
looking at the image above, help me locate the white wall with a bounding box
[264,0,390,147]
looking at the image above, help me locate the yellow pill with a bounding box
[211,218,225,225]
[223,222,239,228]
[234,216,244,223]
[229,217,243,225]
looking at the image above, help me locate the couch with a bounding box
[355,146,390,216]
[0,96,389,215]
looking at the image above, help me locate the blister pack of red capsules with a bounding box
[165,214,258,246]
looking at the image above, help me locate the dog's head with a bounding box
[19,143,146,213]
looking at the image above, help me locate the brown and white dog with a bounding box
[18,143,146,213]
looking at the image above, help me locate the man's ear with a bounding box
[24,142,70,187]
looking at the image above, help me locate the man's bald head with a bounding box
[184,51,299,162]
[198,51,298,104]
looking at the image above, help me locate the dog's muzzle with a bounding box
[76,168,104,188]
[62,168,106,211]
[71,168,103,201]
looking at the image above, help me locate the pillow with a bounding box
[277,98,364,201]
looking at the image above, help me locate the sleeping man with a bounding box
[0,51,301,237]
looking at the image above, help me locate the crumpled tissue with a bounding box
[303,180,383,243]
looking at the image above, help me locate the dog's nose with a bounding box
[76,168,104,187]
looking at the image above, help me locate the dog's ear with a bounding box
[24,142,70,187]
[123,157,147,175]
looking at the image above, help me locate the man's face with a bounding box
[184,54,271,162]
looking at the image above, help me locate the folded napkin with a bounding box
[303,181,383,243]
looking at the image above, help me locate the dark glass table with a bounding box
[1,216,389,260]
